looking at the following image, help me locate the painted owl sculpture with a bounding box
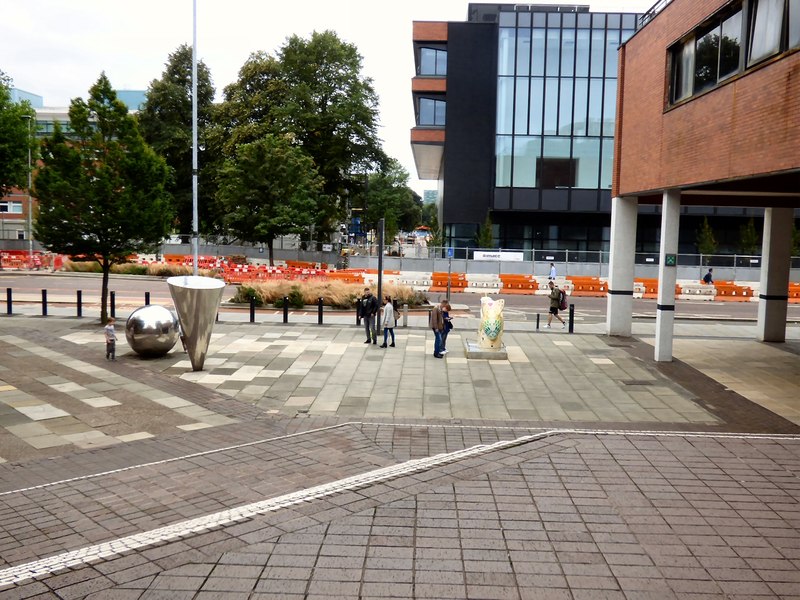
[478,296,505,350]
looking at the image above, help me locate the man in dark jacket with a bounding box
[358,288,379,344]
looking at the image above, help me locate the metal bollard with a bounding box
[318,297,324,325]
[568,304,575,333]
[6,288,11,315]
[283,297,289,323]
[110,291,115,318]
[145,291,150,306]
[42,289,48,316]
[249,297,256,323]
[77,290,82,318]
[536,313,540,330]
[402,303,409,327]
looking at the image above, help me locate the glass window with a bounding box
[572,78,589,136]
[532,29,546,76]
[590,29,606,77]
[600,137,615,189]
[578,13,591,28]
[719,11,742,79]
[497,78,514,134]
[512,136,541,187]
[548,13,561,28]
[694,25,721,92]
[748,0,783,65]
[517,28,531,76]
[419,48,447,76]
[518,12,531,28]
[592,13,606,28]
[672,40,694,102]
[543,77,559,135]
[499,28,516,75]
[496,136,513,187]
[533,13,546,27]
[576,29,590,77]
[558,79,574,135]
[573,138,601,189]
[561,29,575,77]
[621,29,635,43]
[588,78,604,136]
[605,29,620,77]
[499,12,516,27]
[528,77,544,135]
[790,0,800,48]
[539,137,574,188]
[419,98,445,126]
[622,14,637,29]
[514,78,530,134]
[546,29,561,75]
[603,79,617,136]
[607,14,621,29]
[563,13,576,28]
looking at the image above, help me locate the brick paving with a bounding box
[0,314,798,598]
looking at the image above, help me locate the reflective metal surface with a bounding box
[125,305,180,358]
[167,275,225,371]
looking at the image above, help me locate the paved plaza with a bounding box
[0,309,799,599]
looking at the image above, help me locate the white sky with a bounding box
[4,0,654,196]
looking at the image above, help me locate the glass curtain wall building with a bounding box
[412,4,639,252]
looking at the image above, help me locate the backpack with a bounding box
[558,289,568,311]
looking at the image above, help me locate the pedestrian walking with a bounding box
[440,302,453,354]
[104,317,117,360]
[703,268,713,284]
[357,287,379,344]
[545,281,566,329]
[549,262,557,280]
[429,299,446,358]
[379,295,396,348]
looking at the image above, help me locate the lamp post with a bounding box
[22,115,33,265]
[191,0,199,276]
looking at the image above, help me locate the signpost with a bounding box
[446,247,454,301]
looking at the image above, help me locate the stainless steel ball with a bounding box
[125,305,180,358]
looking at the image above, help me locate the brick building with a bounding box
[607,0,800,357]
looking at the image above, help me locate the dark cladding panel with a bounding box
[570,189,599,212]
[541,189,569,211]
[494,188,511,209]
[513,188,539,210]
[442,22,497,224]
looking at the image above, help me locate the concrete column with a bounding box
[654,190,680,362]
[606,196,638,336]
[757,207,793,342]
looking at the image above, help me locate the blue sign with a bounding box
[447,247,454,258]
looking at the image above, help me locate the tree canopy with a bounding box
[138,44,215,238]
[216,134,324,265]
[0,70,37,197]
[34,73,173,322]
[362,159,421,241]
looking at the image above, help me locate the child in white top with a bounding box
[104,318,117,360]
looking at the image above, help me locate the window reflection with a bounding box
[496,136,513,187]
[719,11,741,79]
[513,136,542,187]
[419,98,446,126]
[694,25,720,92]
[573,138,600,188]
[748,0,783,65]
[419,48,447,76]
[499,28,516,75]
[497,78,514,134]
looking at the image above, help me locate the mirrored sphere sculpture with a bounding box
[125,305,180,358]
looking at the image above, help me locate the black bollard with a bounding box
[6,288,11,315]
[41,290,48,316]
[250,297,256,323]
[283,297,289,323]
[318,297,324,325]
[568,303,575,334]
[536,313,540,330]
[145,291,150,306]
[77,290,82,318]
[110,291,116,318]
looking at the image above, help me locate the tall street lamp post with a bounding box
[22,114,33,265]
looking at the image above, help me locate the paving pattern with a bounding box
[0,314,798,598]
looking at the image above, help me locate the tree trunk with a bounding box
[100,258,110,324]
[267,237,275,267]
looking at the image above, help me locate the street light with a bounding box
[21,114,33,265]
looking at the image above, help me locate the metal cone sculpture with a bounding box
[167,275,225,371]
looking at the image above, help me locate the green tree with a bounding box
[738,217,760,255]
[216,134,323,266]
[0,70,37,197]
[421,202,438,229]
[362,160,421,241]
[138,45,216,239]
[274,31,387,235]
[34,74,173,323]
[475,213,494,249]
[696,216,718,259]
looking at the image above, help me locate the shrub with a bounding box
[63,260,101,273]
[232,286,263,307]
[230,279,426,309]
[112,263,148,276]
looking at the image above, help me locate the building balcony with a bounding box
[410,127,445,181]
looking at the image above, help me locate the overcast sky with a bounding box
[4,0,655,196]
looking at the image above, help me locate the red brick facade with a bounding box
[614,0,800,198]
